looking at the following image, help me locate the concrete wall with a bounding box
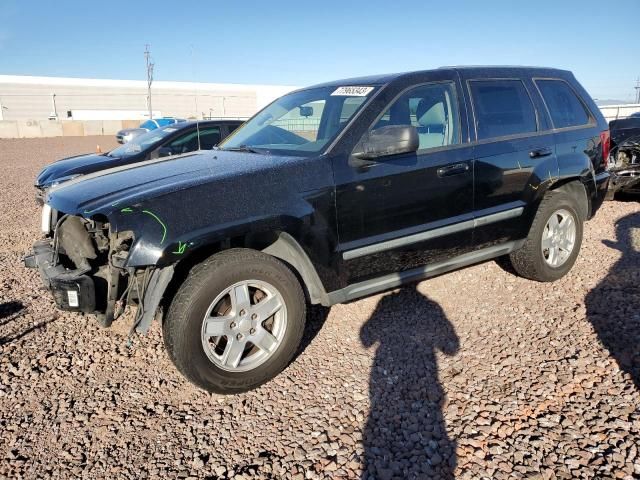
[0,119,199,138]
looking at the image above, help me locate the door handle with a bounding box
[529,147,553,158]
[437,163,469,177]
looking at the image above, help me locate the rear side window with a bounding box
[470,80,537,140]
[536,79,590,129]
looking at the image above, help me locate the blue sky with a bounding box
[0,0,638,101]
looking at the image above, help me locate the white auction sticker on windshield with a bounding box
[331,86,374,96]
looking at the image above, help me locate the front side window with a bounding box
[470,80,537,140]
[371,82,460,151]
[227,123,241,134]
[198,127,222,149]
[108,126,176,157]
[164,127,222,154]
[536,79,591,129]
[220,86,378,156]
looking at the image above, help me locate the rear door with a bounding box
[464,75,558,248]
[333,77,474,284]
[534,78,602,175]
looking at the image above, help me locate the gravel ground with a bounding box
[1,136,639,479]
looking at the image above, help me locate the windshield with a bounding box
[109,126,178,157]
[220,85,378,156]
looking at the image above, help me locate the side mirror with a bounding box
[299,106,313,118]
[157,146,173,158]
[352,125,419,161]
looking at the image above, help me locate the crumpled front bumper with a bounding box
[24,239,96,313]
[608,168,640,195]
[35,187,45,206]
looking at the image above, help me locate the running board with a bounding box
[326,240,524,305]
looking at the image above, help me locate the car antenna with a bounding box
[191,43,202,151]
[197,118,201,150]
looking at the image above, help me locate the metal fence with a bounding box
[271,118,321,131]
[599,103,640,123]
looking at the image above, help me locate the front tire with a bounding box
[163,248,306,394]
[509,191,583,282]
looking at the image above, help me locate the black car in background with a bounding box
[34,119,243,202]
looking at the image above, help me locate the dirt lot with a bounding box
[0,136,639,479]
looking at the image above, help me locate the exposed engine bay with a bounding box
[25,206,173,333]
[607,117,640,194]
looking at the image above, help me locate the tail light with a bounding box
[600,130,610,169]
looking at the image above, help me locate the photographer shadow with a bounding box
[586,212,640,389]
[360,285,459,479]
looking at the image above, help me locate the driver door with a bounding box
[150,126,221,158]
[333,81,474,284]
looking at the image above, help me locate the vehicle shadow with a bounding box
[0,316,57,346]
[586,211,640,389]
[0,300,25,326]
[293,304,330,362]
[0,301,58,346]
[360,285,459,479]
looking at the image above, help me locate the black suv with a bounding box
[26,67,610,393]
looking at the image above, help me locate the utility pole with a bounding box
[145,44,155,119]
[635,77,640,104]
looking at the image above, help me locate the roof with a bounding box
[303,66,572,91]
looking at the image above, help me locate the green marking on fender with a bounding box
[120,207,133,213]
[142,209,167,244]
[173,241,188,255]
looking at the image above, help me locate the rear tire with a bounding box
[163,248,306,394]
[509,191,583,282]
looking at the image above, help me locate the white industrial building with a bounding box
[0,75,297,138]
[0,74,638,138]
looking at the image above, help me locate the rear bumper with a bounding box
[24,240,96,313]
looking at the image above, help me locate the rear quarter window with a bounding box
[469,80,537,140]
[535,79,591,129]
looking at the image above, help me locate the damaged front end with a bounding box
[608,119,640,195]
[24,205,173,333]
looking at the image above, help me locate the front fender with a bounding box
[120,203,316,268]
[93,156,335,268]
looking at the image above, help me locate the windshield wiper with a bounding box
[223,145,266,154]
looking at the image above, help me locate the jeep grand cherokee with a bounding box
[26,67,610,393]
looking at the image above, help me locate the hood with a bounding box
[45,150,310,216]
[35,153,125,188]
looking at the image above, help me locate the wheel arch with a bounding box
[548,178,590,221]
[261,232,330,306]
[161,229,330,317]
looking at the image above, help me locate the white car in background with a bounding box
[116,117,186,143]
